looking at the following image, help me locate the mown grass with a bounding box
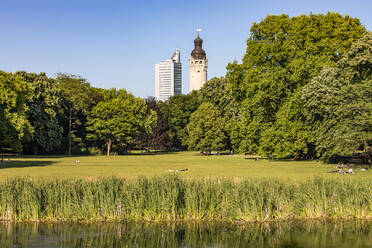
[0,151,371,180]
[1,175,372,222]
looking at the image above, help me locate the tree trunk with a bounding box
[33,145,38,155]
[68,108,72,155]
[107,138,112,156]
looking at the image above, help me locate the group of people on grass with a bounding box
[335,162,354,174]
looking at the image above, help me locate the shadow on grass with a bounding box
[125,151,178,156]
[193,152,234,156]
[0,160,54,169]
[20,155,89,159]
[19,151,180,158]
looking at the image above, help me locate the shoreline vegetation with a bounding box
[1,175,372,222]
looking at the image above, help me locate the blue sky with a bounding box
[1,0,371,98]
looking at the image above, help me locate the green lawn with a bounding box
[0,151,370,181]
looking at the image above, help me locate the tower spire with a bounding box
[197,28,202,38]
[191,28,206,60]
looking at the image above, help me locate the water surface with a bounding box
[1,220,372,247]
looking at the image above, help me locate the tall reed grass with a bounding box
[1,175,372,221]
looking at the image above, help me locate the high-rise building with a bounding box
[155,50,182,101]
[189,30,208,91]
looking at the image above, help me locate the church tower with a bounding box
[189,29,208,91]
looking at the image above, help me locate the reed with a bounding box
[1,175,372,222]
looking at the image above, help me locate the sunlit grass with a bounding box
[0,151,370,181]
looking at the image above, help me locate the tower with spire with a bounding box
[189,29,208,92]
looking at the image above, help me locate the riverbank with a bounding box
[1,176,372,222]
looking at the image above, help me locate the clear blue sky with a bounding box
[1,0,371,98]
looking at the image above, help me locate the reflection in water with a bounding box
[1,220,372,248]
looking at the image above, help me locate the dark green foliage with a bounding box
[303,32,372,162]
[227,13,366,157]
[259,90,315,159]
[198,77,239,150]
[56,73,96,155]
[87,89,156,155]
[185,102,227,153]
[158,92,201,149]
[0,71,33,152]
[136,97,171,150]
[198,77,238,119]
[15,71,64,154]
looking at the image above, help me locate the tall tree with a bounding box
[198,77,238,119]
[259,90,315,159]
[0,71,33,152]
[185,102,227,154]
[136,97,171,150]
[87,89,156,156]
[15,71,64,154]
[158,92,200,149]
[226,13,366,156]
[303,32,372,162]
[56,73,92,155]
[198,77,239,150]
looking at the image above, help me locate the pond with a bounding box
[1,220,372,247]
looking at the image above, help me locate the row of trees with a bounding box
[156,13,371,162]
[0,13,370,161]
[0,72,156,156]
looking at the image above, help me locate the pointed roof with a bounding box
[191,32,206,59]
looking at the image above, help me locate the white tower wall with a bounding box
[189,31,208,92]
[189,57,208,91]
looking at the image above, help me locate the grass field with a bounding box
[0,151,370,180]
[1,152,372,222]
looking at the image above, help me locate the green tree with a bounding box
[185,102,227,154]
[136,97,171,150]
[303,32,372,162]
[259,90,315,159]
[15,71,64,154]
[198,77,239,150]
[56,73,93,155]
[87,89,156,156]
[0,71,33,152]
[158,92,200,149]
[226,13,366,156]
[198,77,237,117]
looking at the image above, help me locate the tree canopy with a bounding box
[226,13,366,157]
[158,92,200,149]
[185,102,227,153]
[16,71,64,154]
[87,89,156,156]
[136,97,171,150]
[0,71,33,152]
[0,12,370,163]
[303,32,372,162]
[56,73,104,154]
